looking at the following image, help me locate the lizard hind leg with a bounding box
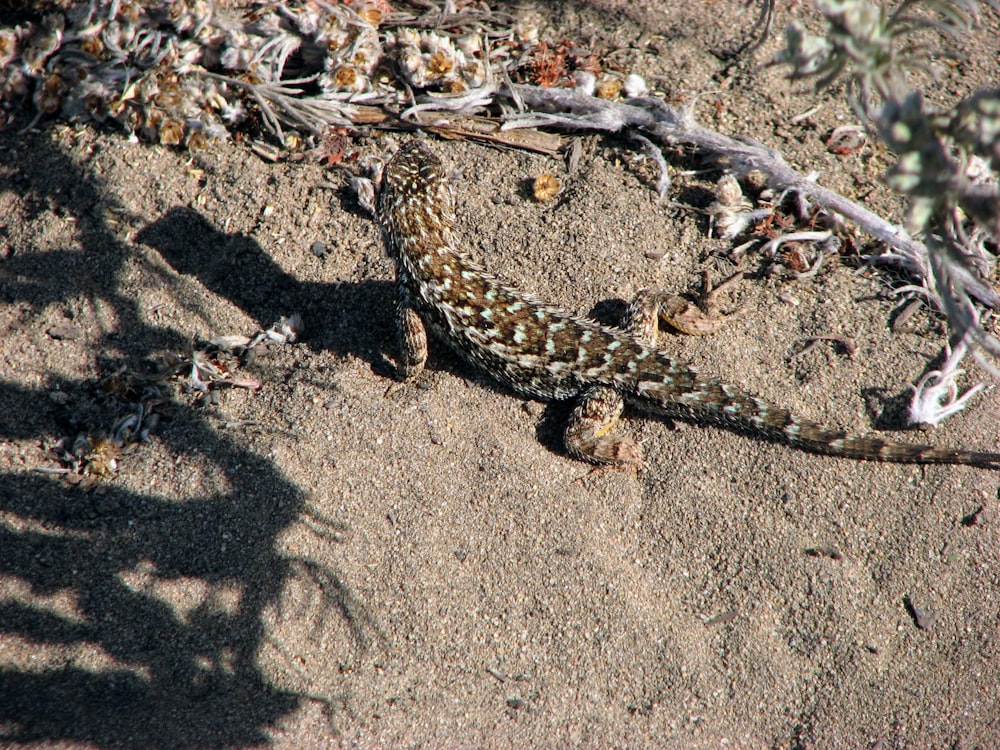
[564,385,644,466]
[396,300,428,380]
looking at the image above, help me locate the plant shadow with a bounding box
[0,127,379,747]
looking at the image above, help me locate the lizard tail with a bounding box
[631,376,1000,469]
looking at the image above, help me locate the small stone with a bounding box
[47,323,82,340]
[904,596,938,630]
[521,401,544,417]
[961,503,993,527]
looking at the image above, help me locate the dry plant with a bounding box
[3,0,998,429]
[774,0,1000,421]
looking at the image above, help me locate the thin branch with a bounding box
[500,83,1000,312]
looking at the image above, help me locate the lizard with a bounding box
[373,139,1000,469]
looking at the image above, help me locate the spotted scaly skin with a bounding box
[375,140,1000,469]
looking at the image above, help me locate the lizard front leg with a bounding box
[623,273,742,341]
[564,385,643,466]
[621,289,689,343]
[395,283,428,380]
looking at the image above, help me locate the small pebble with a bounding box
[805,546,843,560]
[961,503,992,527]
[47,323,83,340]
[521,401,544,417]
[904,595,937,630]
[705,608,739,626]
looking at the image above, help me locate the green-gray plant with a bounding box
[778,0,1000,377]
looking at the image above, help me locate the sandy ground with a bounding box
[2,2,1000,748]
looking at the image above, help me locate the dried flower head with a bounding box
[0,28,19,66]
[83,436,121,477]
[594,76,621,100]
[623,73,648,98]
[533,173,561,202]
[0,0,637,154]
[34,71,66,113]
[573,70,596,96]
[714,174,746,208]
[159,117,184,145]
[359,6,382,28]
